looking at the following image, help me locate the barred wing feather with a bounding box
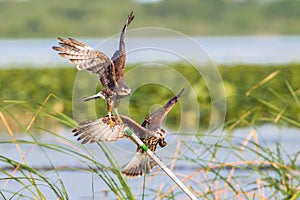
[52,37,116,89]
[72,115,149,144]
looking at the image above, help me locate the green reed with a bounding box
[0,68,299,199]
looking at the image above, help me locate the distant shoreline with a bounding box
[1,36,300,68]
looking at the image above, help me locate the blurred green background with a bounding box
[0,0,299,38]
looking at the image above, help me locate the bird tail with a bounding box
[81,92,104,102]
[121,152,157,178]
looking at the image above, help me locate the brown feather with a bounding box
[52,37,116,89]
[111,11,134,82]
[72,115,149,144]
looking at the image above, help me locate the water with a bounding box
[1,34,299,198]
[0,124,299,199]
[1,36,300,68]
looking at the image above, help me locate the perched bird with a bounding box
[72,89,184,178]
[52,11,134,127]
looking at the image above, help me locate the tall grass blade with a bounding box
[246,70,280,97]
[284,78,300,106]
[0,155,65,199]
[97,143,135,199]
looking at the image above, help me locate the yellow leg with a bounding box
[117,115,123,124]
[114,108,123,124]
[108,112,114,127]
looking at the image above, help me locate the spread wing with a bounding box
[141,88,184,130]
[72,115,148,144]
[52,37,116,89]
[111,11,134,82]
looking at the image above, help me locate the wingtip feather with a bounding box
[176,88,185,98]
[52,46,61,51]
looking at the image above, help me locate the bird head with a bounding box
[116,81,131,97]
[119,86,131,97]
[153,128,166,139]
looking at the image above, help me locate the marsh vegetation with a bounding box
[0,64,299,199]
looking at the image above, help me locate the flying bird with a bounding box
[72,89,184,178]
[52,11,134,127]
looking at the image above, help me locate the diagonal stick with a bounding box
[125,127,198,200]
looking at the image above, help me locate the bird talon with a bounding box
[116,115,123,124]
[109,118,115,128]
